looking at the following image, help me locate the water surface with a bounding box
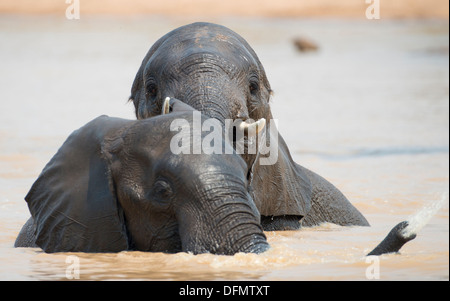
[0,16,448,280]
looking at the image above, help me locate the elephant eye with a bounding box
[146,83,158,99]
[153,179,173,201]
[249,80,259,95]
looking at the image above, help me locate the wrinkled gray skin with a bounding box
[130,22,370,229]
[15,107,269,254]
[367,221,416,256]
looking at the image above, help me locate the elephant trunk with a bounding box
[180,69,240,125]
[178,196,269,255]
[367,221,417,256]
[231,227,270,254]
[215,207,269,254]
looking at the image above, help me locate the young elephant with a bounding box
[15,100,269,254]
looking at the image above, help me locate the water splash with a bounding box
[401,191,449,237]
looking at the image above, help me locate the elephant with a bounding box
[129,22,370,230]
[14,100,269,254]
[367,221,416,256]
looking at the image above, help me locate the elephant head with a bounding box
[130,22,313,226]
[24,101,269,254]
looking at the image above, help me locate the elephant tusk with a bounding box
[162,97,171,115]
[239,118,266,136]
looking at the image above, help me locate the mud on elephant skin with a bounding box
[15,105,269,254]
[130,22,369,229]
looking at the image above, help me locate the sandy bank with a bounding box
[0,0,448,19]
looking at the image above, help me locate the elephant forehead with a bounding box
[149,44,254,76]
[171,23,243,49]
[188,154,247,185]
[192,161,248,191]
[152,27,257,72]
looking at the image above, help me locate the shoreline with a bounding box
[0,0,448,19]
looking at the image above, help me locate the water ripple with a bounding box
[297,146,449,160]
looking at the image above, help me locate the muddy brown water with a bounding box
[0,15,448,280]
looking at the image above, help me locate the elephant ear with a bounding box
[129,30,178,119]
[251,132,312,219]
[25,116,131,253]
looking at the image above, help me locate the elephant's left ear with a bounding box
[251,134,312,218]
[25,116,131,253]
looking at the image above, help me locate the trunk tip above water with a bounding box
[367,221,417,256]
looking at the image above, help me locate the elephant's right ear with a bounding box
[25,116,131,253]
